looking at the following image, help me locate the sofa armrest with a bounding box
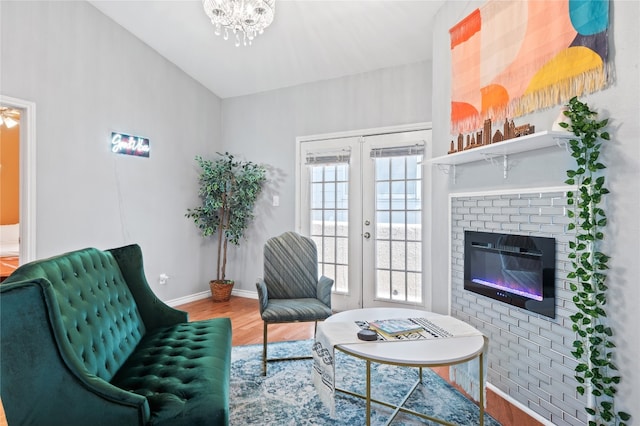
[317,275,333,308]
[0,280,150,426]
[108,244,188,329]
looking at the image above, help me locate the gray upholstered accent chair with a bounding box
[256,231,333,375]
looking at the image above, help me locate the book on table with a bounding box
[368,318,424,337]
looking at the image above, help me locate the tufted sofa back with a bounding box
[4,248,146,382]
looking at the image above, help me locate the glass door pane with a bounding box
[361,130,431,309]
[373,154,423,303]
[298,136,363,312]
[309,163,349,293]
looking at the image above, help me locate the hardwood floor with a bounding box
[0,296,542,425]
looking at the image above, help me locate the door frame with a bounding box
[295,122,433,311]
[1,95,37,263]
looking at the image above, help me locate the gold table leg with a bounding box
[334,342,486,426]
[336,363,478,426]
[366,359,371,426]
[479,351,485,426]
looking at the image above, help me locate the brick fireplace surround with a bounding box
[449,188,587,426]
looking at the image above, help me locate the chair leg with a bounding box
[262,321,268,376]
[262,320,317,376]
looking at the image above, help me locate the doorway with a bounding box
[296,125,432,312]
[0,95,37,273]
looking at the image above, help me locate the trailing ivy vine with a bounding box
[561,97,630,426]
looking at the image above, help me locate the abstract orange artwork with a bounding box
[450,0,610,134]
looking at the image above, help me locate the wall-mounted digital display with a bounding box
[111,132,150,158]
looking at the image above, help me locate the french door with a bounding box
[297,128,431,312]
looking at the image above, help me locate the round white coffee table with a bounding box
[325,307,487,426]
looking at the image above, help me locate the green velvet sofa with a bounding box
[0,244,231,426]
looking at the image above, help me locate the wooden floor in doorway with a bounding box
[0,296,543,425]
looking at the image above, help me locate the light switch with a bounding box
[272,195,280,207]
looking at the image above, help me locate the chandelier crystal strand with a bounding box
[202,0,275,47]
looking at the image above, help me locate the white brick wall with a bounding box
[450,190,587,425]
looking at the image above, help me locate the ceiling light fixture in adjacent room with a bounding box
[202,0,275,47]
[0,107,20,128]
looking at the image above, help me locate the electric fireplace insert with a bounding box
[464,230,556,318]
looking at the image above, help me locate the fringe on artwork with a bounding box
[451,117,482,135]
[511,65,611,118]
[451,63,612,135]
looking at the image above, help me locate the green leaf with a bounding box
[600,401,613,411]
[601,410,613,422]
[575,360,588,369]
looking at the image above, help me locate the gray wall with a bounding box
[0,1,222,300]
[219,61,432,291]
[432,0,639,421]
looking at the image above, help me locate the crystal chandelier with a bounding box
[202,0,275,47]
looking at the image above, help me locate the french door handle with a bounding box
[363,232,371,239]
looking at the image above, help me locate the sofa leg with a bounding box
[262,322,268,376]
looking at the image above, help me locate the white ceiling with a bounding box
[89,0,445,99]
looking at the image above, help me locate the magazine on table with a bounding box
[368,318,424,337]
[354,317,455,341]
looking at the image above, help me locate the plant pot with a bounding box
[210,280,234,302]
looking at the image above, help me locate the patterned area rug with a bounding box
[229,340,501,425]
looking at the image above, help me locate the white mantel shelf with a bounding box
[428,130,573,180]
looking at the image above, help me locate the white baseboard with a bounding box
[487,383,555,425]
[232,288,258,299]
[165,288,258,307]
[165,290,210,307]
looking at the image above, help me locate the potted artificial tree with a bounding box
[186,152,267,302]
